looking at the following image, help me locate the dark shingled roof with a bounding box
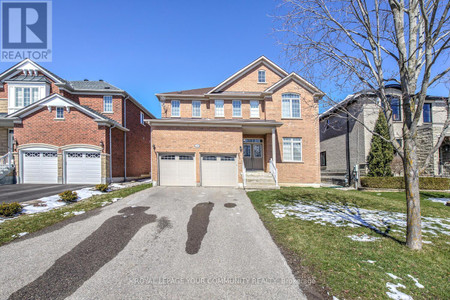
[80,105,124,128]
[69,81,122,91]
[160,87,214,95]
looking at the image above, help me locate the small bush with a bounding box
[95,184,109,192]
[59,190,78,202]
[0,202,23,217]
[360,177,450,190]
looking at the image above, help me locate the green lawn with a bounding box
[248,187,450,299]
[0,183,152,246]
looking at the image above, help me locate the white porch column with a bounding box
[272,128,276,166]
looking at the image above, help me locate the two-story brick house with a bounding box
[147,56,324,188]
[0,59,154,184]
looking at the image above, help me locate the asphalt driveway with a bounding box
[0,184,90,203]
[0,187,305,299]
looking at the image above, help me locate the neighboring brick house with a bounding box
[0,59,154,184]
[147,56,324,188]
[319,85,449,185]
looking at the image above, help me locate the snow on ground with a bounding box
[63,210,85,217]
[270,200,450,236]
[365,260,376,264]
[386,282,413,300]
[347,234,380,242]
[426,197,449,205]
[12,232,28,238]
[407,275,424,289]
[21,187,103,215]
[387,273,402,280]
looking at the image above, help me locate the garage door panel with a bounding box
[66,152,101,184]
[23,151,58,184]
[201,155,237,187]
[159,154,196,186]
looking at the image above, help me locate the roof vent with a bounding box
[84,79,89,81]
[99,79,104,81]
[104,86,110,89]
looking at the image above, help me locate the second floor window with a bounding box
[282,93,301,118]
[232,100,241,117]
[250,100,259,118]
[15,87,39,107]
[192,101,201,117]
[56,107,64,119]
[103,96,113,112]
[171,100,180,117]
[423,103,432,123]
[388,96,401,121]
[215,100,224,117]
[258,70,266,83]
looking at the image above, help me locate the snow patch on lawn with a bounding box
[21,188,103,214]
[63,210,85,216]
[386,282,413,300]
[347,234,380,242]
[365,260,376,264]
[387,273,402,280]
[407,275,424,289]
[270,200,450,236]
[12,232,28,238]
[427,197,449,205]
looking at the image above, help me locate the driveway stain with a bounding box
[185,202,214,255]
[154,216,172,240]
[8,206,156,300]
[224,203,237,208]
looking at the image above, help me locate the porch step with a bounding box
[244,171,279,190]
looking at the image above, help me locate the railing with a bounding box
[242,163,247,188]
[269,158,278,187]
[0,152,13,168]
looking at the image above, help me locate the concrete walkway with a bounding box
[0,187,305,299]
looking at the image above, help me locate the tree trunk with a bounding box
[403,137,422,250]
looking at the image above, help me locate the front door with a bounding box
[243,139,263,170]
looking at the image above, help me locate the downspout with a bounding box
[109,124,117,183]
[123,96,129,181]
[346,112,351,186]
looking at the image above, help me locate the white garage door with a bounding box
[66,151,101,184]
[23,151,58,184]
[201,155,237,187]
[159,154,196,186]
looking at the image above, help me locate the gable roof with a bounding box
[7,93,129,131]
[68,80,123,91]
[0,59,67,84]
[206,56,289,94]
[265,72,324,96]
[159,87,214,96]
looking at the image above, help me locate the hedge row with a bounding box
[360,177,450,190]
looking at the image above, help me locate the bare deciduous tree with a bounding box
[275,0,449,250]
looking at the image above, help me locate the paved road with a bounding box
[0,187,305,299]
[0,184,90,203]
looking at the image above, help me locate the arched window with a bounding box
[282,93,301,118]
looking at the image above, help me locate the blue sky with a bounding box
[1,0,447,117]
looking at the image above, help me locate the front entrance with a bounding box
[243,139,263,170]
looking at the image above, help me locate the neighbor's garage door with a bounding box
[201,155,237,187]
[159,154,196,186]
[22,151,58,183]
[65,151,101,184]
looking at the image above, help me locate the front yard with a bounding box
[248,187,450,299]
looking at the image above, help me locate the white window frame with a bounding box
[232,100,242,117]
[103,96,113,113]
[8,83,47,114]
[258,70,266,83]
[215,100,224,117]
[14,87,40,107]
[283,137,302,162]
[282,93,301,118]
[140,111,145,125]
[56,107,64,119]
[171,100,180,117]
[250,100,259,118]
[192,100,201,117]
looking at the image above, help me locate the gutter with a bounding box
[109,124,117,183]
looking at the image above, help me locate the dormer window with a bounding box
[258,70,266,83]
[15,87,39,107]
[56,107,64,119]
